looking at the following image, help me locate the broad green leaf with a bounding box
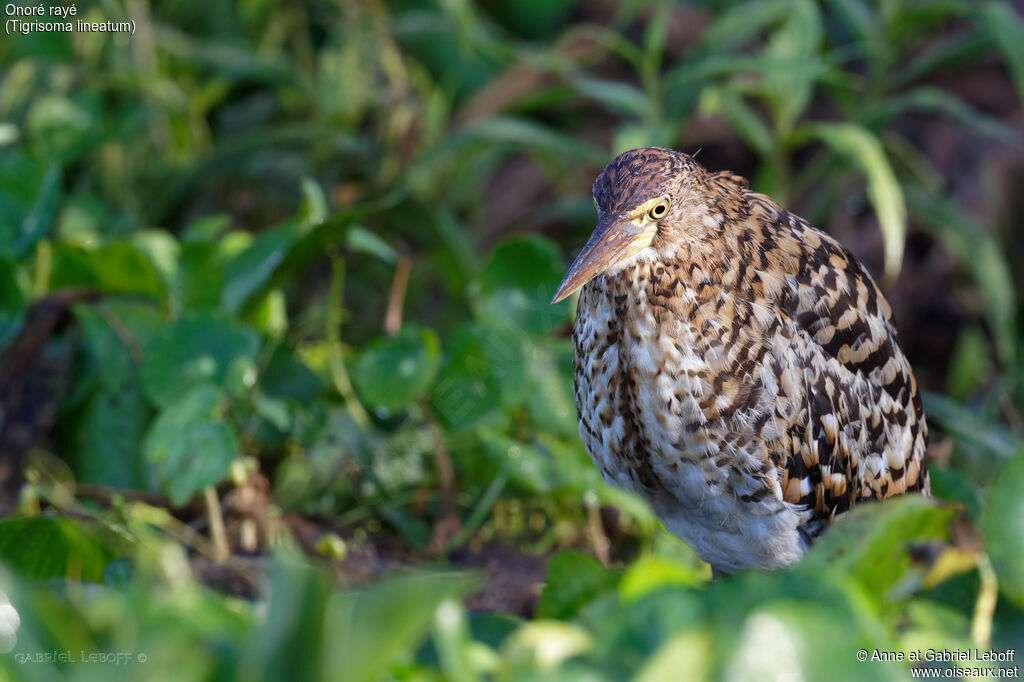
[241,553,331,682]
[132,229,181,293]
[352,326,441,411]
[634,630,710,682]
[478,430,557,493]
[249,288,288,339]
[501,620,593,674]
[325,572,476,682]
[260,343,325,403]
[0,256,24,347]
[177,240,224,311]
[619,556,704,602]
[523,339,577,438]
[803,495,954,596]
[0,153,60,259]
[61,302,160,489]
[980,452,1024,607]
[141,312,259,408]
[430,323,526,429]
[222,222,296,313]
[0,516,130,582]
[429,600,477,682]
[26,94,98,164]
[536,550,619,620]
[475,236,568,337]
[581,588,704,678]
[802,123,906,277]
[142,384,239,506]
[50,241,165,300]
[724,601,898,682]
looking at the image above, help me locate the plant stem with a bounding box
[972,553,998,648]
[384,254,412,336]
[326,256,371,427]
[203,485,230,563]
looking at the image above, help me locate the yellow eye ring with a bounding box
[648,201,668,220]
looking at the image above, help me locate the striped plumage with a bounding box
[554,147,929,573]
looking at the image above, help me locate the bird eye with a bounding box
[648,202,668,220]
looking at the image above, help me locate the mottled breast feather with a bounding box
[571,158,928,572]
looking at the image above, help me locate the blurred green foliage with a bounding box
[1,0,1024,680]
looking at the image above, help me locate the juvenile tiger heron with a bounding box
[553,147,928,573]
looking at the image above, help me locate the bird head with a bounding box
[552,147,704,304]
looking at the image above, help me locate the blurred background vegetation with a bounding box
[1,0,1023,679]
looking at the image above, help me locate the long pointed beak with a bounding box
[551,213,651,303]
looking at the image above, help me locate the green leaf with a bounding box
[141,312,259,409]
[346,225,398,265]
[411,117,607,191]
[430,323,526,429]
[761,0,822,134]
[619,556,705,602]
[501,620,593,675]
[241,553,331,682]
[905,185,1019,367]
[26,94,98,164]
[221,223,296,313]
[691,0,792,56]
[724,600,897,682]
[0,255,24,347]
[61,302,159,489]
[254,393,292,432]
[142,384,239,505]
[177,240,225,311]
[0,516,130,582]
[826,0,881,58]
[566,76,650,117]
[50,241,165,300]
[132,229,182,293]
[0,153,60,259]
[802,495,954,597]
[523,339,578,438]
[924,392,1021,463]
[324,572,476,682]
[298,177,328,227]
[478,430,557,493]
[973,2,1024,106]
[879,87,1024,148]
[698,85,773,155]
[634,630,710,682]
[802,123,907,277]
[980,452,1024,607]
[536,550,619,620]
[352,326,441,411]
[475,236,568,338]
